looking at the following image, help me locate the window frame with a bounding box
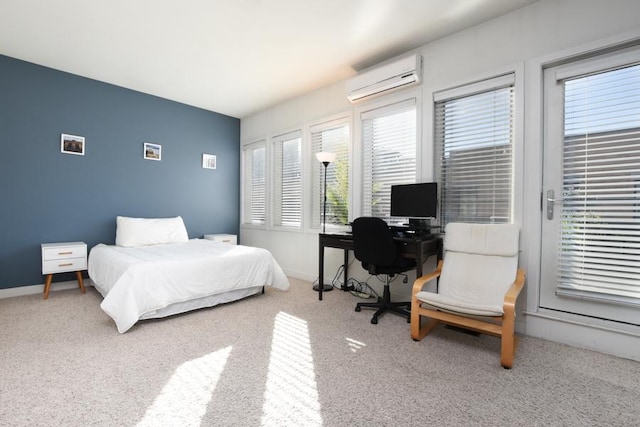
[308,115,352,232]
[241,139,268,227]
[271,129,303,229]
[433,72,522,226]
[356,96,420,220]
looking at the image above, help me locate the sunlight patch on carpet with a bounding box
[261,311,322,426]
[136,346,232,427]
[346,337,366,352]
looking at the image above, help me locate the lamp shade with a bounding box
[315,152,336,164]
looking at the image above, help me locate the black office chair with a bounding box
[352,216,416,324]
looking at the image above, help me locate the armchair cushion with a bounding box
[444,222,519,257]
[415,252,517,315]
[414,292,503,316]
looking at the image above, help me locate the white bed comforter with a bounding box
[88,239,289,333]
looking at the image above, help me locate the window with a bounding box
[361,99,417,218]
[272,131,302,228]
[310,118,350,228]
[242,141,266,225]
[434,74,515,225]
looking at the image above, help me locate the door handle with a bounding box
[546,189,563,220]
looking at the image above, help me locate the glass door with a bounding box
[540,48,640,325]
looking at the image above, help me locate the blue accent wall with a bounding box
[0,54,240,289]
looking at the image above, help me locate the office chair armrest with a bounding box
[503,268,526,312]
[412,260,443,295]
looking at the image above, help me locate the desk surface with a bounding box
[322,231,441,241]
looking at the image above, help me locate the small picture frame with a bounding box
[61,133,85,156]
[202,153,217,169]
[144,142,161,161]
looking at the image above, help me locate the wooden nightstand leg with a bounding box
[43,274,53,299]
[76,271,86,294]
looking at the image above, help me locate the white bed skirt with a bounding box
[139,286,263,320]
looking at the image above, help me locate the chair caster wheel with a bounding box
[371,317,378,325]
[355,306,361,312]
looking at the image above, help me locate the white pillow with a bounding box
[115,216,189,247]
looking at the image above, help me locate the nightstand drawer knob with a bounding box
[58,262,73,267]
[58,251,73,255]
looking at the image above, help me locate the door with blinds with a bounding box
[540,47,640,325]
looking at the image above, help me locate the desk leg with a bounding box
[342,249,349,290]
[416,244,424,278]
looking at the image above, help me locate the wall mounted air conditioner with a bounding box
[346,53,422,103]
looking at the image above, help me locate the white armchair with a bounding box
[410,222,526,368]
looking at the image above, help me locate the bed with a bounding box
[88,216,290,333]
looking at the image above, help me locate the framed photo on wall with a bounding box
[61,133,85,156]
[202,153,216,169]
[144,142,161,161]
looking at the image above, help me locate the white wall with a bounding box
[240,0,640,360]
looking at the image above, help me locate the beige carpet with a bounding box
[1,278,639,426]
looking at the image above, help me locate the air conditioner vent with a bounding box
[346,54,422,103]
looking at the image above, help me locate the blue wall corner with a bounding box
[0,54,240,289]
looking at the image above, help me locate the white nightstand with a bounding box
[204,234,237,245]
[41,242,87,299]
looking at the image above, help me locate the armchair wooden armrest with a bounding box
[411,260,443,296]
[411,260,443,341]
[503,268,526,310]
[501,268,526,369]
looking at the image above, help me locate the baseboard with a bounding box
[0,279,94,299]
[281,268,317,283]
[525,310,640,362]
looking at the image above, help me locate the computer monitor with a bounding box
[390,182,437,231]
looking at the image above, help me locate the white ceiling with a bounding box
[0,0,538,118]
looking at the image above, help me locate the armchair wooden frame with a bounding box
[411,260,526,369]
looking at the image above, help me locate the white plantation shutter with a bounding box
[273,130,302,227]
[434,74,515,225]
[310,119,350,228]
[556,62,640,305]
[242,142,266,225]
[362,99,417,217]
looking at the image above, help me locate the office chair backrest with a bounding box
[440,222,520,313]
[351,217,397,267]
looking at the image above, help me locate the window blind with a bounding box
[557,63,640,306]
[310,119,350,228]
[242,142,266,225]
[434,75,515,225]
[361,99,416,218]
[272,131,302,227]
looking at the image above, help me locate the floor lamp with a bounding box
[314,151,336,292]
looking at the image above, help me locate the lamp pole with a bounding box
[321,160,329,233]
[314,152,336,293]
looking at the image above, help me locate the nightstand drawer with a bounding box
[42,258,88,274]
[204,234,237,245]
[42,245,87,261]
